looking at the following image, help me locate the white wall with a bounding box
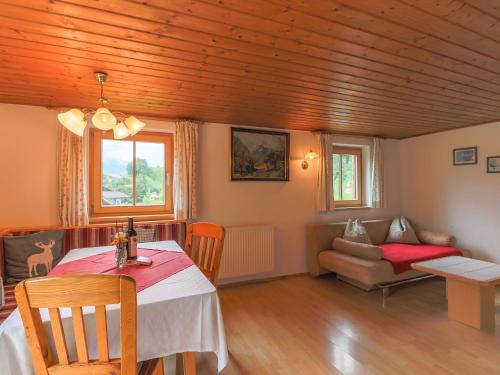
[2,102,498,276]
[400,121,500,263]
[0,104,60,227]
[196,123,401,280]
[0,103,401,280]
[0,104,175,228]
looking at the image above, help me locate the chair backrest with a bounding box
[185,222,225,284]
[15,274,137,375]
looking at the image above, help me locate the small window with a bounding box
[333,147,363,207]
[89,130,174,220]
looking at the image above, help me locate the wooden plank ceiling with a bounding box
[1,0,500,138]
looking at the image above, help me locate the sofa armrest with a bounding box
[332,238,383,261]
[417,230,456,247]
[307,224,345,276]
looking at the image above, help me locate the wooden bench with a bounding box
[0,221,186,324]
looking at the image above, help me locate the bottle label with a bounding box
[128,236,138,258]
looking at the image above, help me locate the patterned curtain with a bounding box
[173,120,199,220]
[316,132,335,212]
[371,137,385,208]
[57,127,89,226]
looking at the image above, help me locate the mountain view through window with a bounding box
[101,140,165,207]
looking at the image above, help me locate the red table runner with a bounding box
[49,248,194,292]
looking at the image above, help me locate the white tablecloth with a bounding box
[0,241,228,374]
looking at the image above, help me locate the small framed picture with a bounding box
[487,156,500,173]
[453,147,477,166]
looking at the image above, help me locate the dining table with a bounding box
[0,240,229,374]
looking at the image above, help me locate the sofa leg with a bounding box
[382,287,391,307]
[378,274,437,307]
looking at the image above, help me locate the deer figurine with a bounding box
[27,240,55,277]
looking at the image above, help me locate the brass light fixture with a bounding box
[57,72,146,139]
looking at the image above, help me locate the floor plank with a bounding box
[196,275,500,374]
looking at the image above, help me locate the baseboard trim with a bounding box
[218,272,309,288]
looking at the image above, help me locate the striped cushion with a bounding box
[0,221,186,324]
[136,228,156,243]
[0,283,16,324]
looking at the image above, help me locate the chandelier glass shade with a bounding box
[57,72,145,139]
[57,108,87,136]
[113,121,130,140]
[124,116,146,136]
[92,107,117,130]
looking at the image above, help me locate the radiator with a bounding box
[219,225,275,279]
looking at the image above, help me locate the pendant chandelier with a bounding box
[57,72,145,139]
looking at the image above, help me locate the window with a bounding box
[333,147,363,207]
[90,130,173,220]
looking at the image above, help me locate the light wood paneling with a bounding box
[1,0,500,138]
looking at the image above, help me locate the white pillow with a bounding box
[385,217,420,244]
[342,218,372,244]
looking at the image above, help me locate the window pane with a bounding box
[341,154,357,200]
[135,142,165,206]
[102,140,133,206]
[333,154,341,201]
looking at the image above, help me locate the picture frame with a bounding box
[230,127,290,181]
[487,156,500,173]
[453,147,477,166]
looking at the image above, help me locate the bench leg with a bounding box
[447,279,495,330]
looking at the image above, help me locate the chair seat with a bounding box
[0,283,16,324]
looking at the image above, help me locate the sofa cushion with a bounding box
[319,250,426,287]
[385,217,420,244]
[4,230,64,283]
[380,243,463,274]
[417,230,456,247]
[332,238,383,261]
[365,219,392,245]
[343,219,372,244]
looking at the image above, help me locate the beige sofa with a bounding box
[307,218,471,291]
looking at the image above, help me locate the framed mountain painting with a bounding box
[231,127,290,181]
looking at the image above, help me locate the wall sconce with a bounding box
[301,150,319,169]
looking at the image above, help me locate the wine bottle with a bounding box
[127,217,138,260]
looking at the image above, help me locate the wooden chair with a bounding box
[179,222,225,375]
[14,274,164,375]
[185,222,226,285]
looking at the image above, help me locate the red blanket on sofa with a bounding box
[379,243,463,274]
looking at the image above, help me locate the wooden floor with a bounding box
[194,275,500,375]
